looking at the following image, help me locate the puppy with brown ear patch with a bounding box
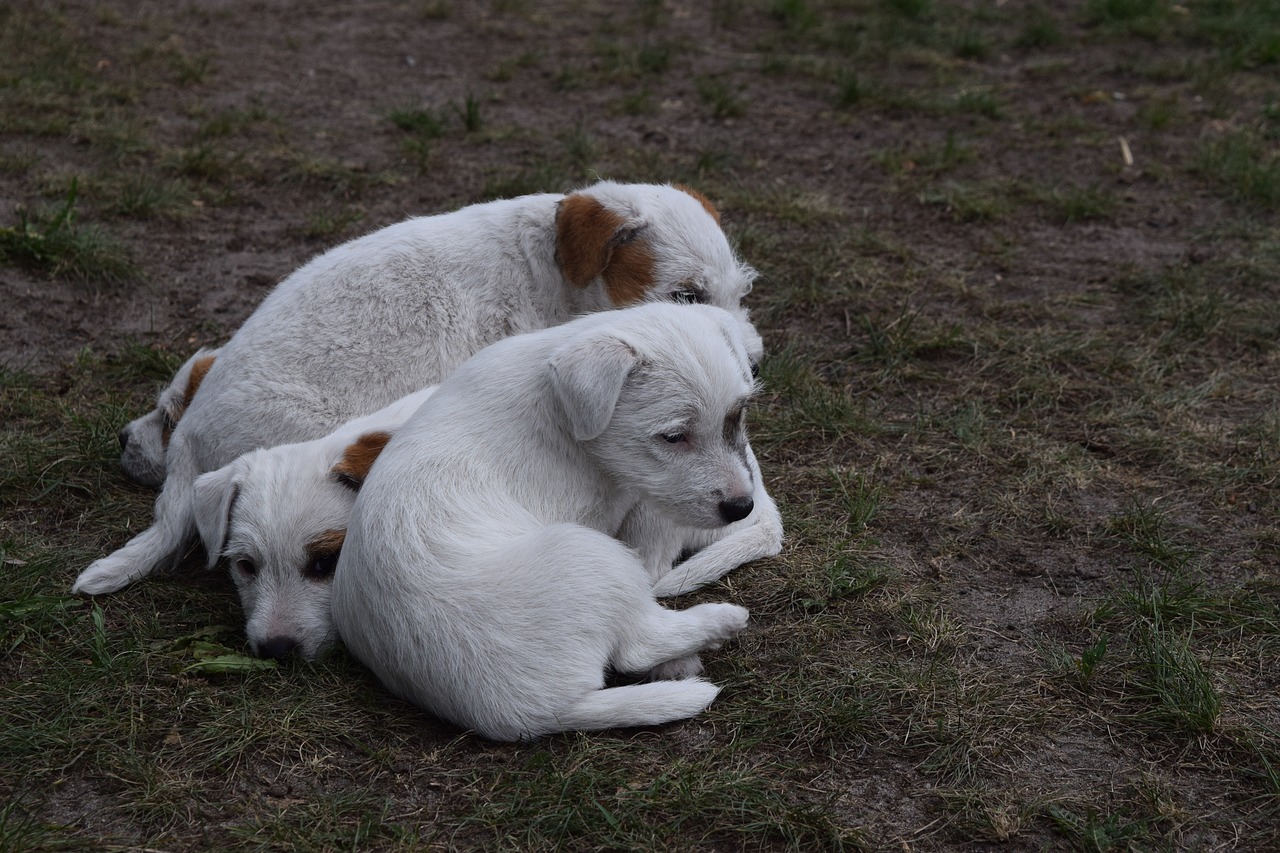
[190,387,436,660]
[74,181,761,598]
[118,346,221,488]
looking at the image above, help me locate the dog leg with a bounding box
[611,601,748,676]
[650,487,783,598]
[548,679,722,738]
[71,442,201,595]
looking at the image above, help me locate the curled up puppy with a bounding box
[333,303,771,741]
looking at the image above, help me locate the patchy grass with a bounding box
[0,180,138,284]
[3,1,1280,850]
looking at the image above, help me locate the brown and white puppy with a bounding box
[74,182,761,597]
[191,387,436,660]
[118,347,220,488]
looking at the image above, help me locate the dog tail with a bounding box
[548,679,722,736]
[71,447,200,595]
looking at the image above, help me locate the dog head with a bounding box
[549,303,761,530]
[119,346,221,488]
[555,182,760,359]
[191,430,391,660]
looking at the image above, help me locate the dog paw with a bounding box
[696,602,749,650]
[71,559,137,596]
[645,654,704,681]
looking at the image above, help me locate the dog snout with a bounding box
[118,428,130,451]
[718,496,754,524]
[257,635,300,661]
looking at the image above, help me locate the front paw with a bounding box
[71,559,137,596]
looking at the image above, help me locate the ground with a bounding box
[1,1,1278,850]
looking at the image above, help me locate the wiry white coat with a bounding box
[333,303,771,741]
[74,182,759,596]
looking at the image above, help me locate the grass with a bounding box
[0,180,138,284]
[3,1,1280,850]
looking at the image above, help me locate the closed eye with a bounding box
[671,289,706,305]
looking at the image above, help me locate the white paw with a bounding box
[646,654,704,681]
[698,602,749,649]
[71,558,139,596]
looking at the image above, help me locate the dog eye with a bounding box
[305,552,339,582]
[660,432,687,444]
[234,559,257,578]
[671,290,704,305]
[749,360,760,379]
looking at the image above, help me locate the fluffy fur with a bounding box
[118,346,221,488]
[74,182,759,596]
[333,303,771,741]
[190,387,437,660]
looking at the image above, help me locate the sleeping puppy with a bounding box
[118,346,221,488]
[190,386,437,661]
[74,182,760,597]
[333,303,768,741]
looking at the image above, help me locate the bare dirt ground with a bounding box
[2,0,1278,849]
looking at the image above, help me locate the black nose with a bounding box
[719,496,754,524]
[256,636,299,661]
[118,429,129,451]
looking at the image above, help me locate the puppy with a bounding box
[190,387,437,661]
[74,182,759,597]
[333,303,766,741]
[118,346,221,488]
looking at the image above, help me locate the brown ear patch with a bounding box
[306,528,346,558]
[556,194,626,288]
[332,431,393,490]
[556,193,655,303]
[603,240,655,306]
[674,184,720,224]
[162,353,218,447]
[185,354,217,408]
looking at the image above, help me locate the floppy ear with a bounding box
[192,465,242,569]
[548,333,639,441]
[331,431,393,491]
[555,194,653,304]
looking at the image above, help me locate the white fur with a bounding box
[73,182,759,596]
[189,387,436,660]
[333,303,771,741]
[118,346,222,488]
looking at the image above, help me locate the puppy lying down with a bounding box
[333,303,775,741]
[191,386,438,660]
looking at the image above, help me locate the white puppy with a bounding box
[118,346,221,488]
[74,182,759,597]
[190,387,437,661]
[333,303,767,741]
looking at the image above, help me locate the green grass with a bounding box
[0,180,138,284]
[1197,130,1280,210]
